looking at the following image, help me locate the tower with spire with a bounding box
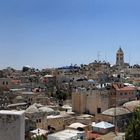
[116,47,124,66]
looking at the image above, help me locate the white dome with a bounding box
[15,96,23,100]
[69,122,86,129]
[102,107,130,116]
[123,100,140,112]
[62,105,72,110]
[39,106,54,113]
[33,103,43,108]
[26,105,39,114]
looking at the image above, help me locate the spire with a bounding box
[117,46,124,54]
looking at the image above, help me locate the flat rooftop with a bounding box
[22,91,35,95]
[0,110,25,115]
[48,129,83,139]
[7,102,27,107]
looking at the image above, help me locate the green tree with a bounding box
[55,90,68,100]
[125,106,140,140]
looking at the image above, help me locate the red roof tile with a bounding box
[86,131,101,139]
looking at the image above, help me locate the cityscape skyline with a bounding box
[0,0,140,69]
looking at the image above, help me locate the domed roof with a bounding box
[44,74,53,78]
[62,105,72,110]
[95,71,103,75]
[33,103,43,108]
[68,122,86,129]
[102,107,130,116]
[15,96,23,100]
[26,104,39,114]
[123,100,140,112]
[39,106,54,113]
[88,79,95,83]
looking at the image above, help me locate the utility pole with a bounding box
[114,84,118,135]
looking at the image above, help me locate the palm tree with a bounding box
[125,106,140,140]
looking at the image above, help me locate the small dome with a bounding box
[44,75,53,78]
[123,100,140,112]
[62,105,72,110]
[95,71,103,75]
[33,103,43,108]
[68,122,86,129]
[15,96,23,100]
[26,105,39,114]
[102,107,130,116]
[39,106,54,114]
[88,79,95,83]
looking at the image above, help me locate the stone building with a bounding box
[0,77,11,90]
[0,110,25,140]
[109,83,137,107]
[25,103,55,129]
[72,82,137,115]
[96,107,132,132]
[116,47,124,66]
[45,113,76,132]
[72,86,109,115]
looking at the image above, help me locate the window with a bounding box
[125,93,127,95]
[36,119,41,123]
[97,108,101,114]
[120,93,123,96]
[80,136,84,139]
[39,119,41,123]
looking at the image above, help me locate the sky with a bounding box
[0,0,140,69]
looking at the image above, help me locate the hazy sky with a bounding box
[0,0,140,69]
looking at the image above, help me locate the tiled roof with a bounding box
[112,83,136,91]
[119,86,136,91]
[86,131,100,139]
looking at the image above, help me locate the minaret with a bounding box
[116,47,124,66]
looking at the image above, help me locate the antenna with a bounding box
[97,51,101,62]
[129,53,131,66]
[105,52,107,62]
